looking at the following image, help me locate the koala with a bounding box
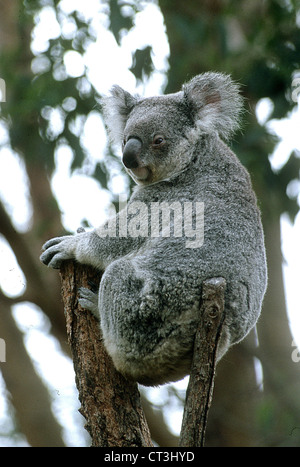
[40,72,267,386]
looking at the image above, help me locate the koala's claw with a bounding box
[40,250,61,269]
[78,287,99,319]
[40,235,75,269]
[42,237,64,250]
[87,279,99,293]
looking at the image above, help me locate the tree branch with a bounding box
[179,277,226,447]
[0,297,65,447]
[0,200,70,353]
[59,261,153,447]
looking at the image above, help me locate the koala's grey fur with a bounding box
[40,72,267,386]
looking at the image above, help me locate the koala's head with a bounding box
[102,72,243,185]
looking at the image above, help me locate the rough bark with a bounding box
[59,261,153,447]
[179,277,226,447]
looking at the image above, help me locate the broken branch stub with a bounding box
[179,277,226,447]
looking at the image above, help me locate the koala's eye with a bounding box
[152,135,165,147]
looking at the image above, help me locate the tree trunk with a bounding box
[59,261,153,447]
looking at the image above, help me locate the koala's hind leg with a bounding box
[97,257,162,378]
[78,287,100,319]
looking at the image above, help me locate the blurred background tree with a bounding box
[0,0,299,446]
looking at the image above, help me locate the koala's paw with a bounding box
[40,235,77,269]
[78,287,99,319]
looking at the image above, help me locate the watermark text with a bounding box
[97,195,205,249]
[291,339,300,363]
[0,338,6,362]
[291,77,300,103]
[0,78,6,102]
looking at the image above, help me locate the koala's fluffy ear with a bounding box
[183,72,243,140]
[102,85,138,145]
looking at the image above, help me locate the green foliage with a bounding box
[158,0,300,222]
[130,46,154,82]
[0,0,155,191]
[0,4,96,176]
[1,0,299,217]
[109,0,135,45]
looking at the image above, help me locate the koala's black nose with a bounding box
[122,138,142,169]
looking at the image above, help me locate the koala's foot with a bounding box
[78,287,99,319]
